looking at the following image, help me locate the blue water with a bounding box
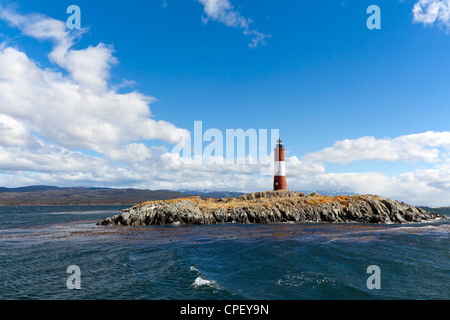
[0,205,448,300]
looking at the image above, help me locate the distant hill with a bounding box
[0,186,62,193]
[0,186,194,206]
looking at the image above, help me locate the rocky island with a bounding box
[98,190,444,226]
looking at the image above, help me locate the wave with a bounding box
[189,266,223,291]
[313,221,450,244]
[388,224,450,234]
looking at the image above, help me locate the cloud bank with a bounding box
[300,132,450,206]
[304,131,450,165]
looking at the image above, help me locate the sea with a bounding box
[0,205,448,300]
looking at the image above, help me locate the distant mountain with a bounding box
[0,185,61,193]
[0,185,110,194]
[0,186,193,206]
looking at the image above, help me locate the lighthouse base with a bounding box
[273,176,287,191]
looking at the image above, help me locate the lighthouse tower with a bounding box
[273,138,287,191]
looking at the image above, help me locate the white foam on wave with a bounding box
[190,266,223,291]
[190,266,199,273]
[276,273,335,288]
[193,276,214,287]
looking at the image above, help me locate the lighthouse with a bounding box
[273,138,287,191]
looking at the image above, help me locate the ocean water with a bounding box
[0,205,448,300]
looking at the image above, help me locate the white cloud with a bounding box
[413,0,450,29]
[0,114,29,145]
[0,140,106,173]
[197,0,270,47]
[0,5,190,161]
[304,131,450,165]
[0,7,68,42]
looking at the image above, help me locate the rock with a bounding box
[97,191,446,226]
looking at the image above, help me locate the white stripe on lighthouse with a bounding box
[274,161,286,176]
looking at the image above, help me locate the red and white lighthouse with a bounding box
[273,138,287,191]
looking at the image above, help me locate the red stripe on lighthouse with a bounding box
[278,148,285,162]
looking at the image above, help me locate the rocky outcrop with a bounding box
[98,190,445,226]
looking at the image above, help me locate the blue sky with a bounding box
[0,0,450,205]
